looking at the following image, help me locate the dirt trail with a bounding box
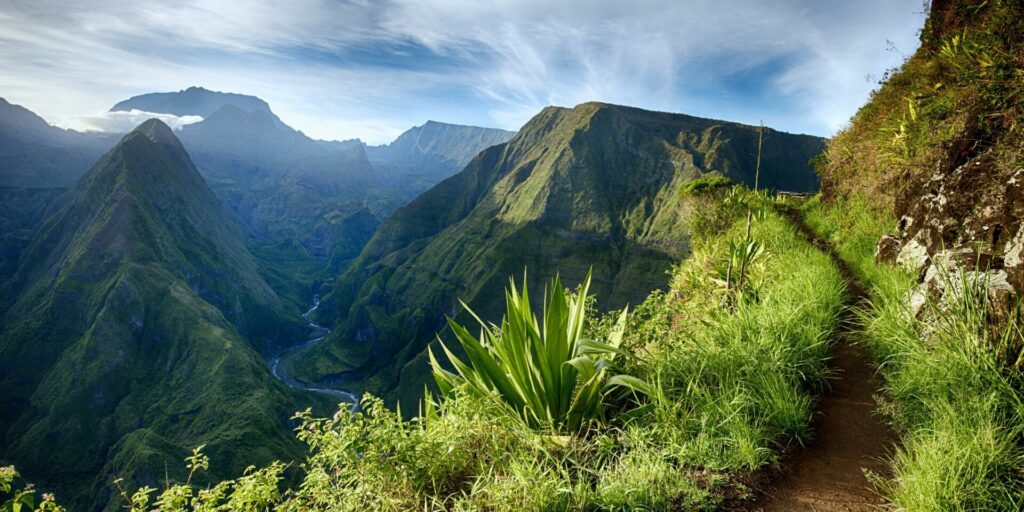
[750,211,896,511]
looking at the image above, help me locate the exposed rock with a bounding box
[1005,224,1024,271]
[875,235,902,264]
[896,238,929,277]
[883,156,1024,317]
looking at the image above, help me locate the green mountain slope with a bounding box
[298,102,824,406]
[0,120,319,510]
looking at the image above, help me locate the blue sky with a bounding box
[0,0,927,144]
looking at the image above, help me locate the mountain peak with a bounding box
[111,87,272,117]
[130,118,180,146]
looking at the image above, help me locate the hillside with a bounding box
[297,102,824,406]
[0,120,321,510]
[0,98,115,187]
[172,104,386,262]
[803,0,1024,508]
[366,120,516,197]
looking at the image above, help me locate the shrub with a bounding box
[679,175,733,197]
[430,272,650,432]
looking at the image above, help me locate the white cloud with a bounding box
[58,110,203,133]
[0,0,928,143]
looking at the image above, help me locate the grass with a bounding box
[16,192,845,510]
[802,194,1024,511]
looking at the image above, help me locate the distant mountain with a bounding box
[0,98,116,292]
[169,104,385,272]
[0,187,66,279]
[110,86,272,117]
[111,89,515,274]
[366,120,515,197]
[294,102,825,406]
[0,98,116,187]
[0,120,317,510]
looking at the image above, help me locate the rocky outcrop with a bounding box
[876,157,1024,315]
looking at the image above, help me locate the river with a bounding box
[270,297,359,406]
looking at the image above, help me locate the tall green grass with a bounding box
[803,194,1024,511]
[28,197,847,510]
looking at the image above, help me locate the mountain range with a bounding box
[0,90,822,510]
[0,120,325,510]
[291,102,824,407]
[0,89,516,287]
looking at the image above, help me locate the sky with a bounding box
[0,0,928,144]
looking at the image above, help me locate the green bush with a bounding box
[679,176,733,197]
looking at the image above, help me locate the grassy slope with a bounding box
[0,122,328,511]
[804,193,1024,511]
[47,190,847,510]
[296,102,824,408]
[804,1,1024,509]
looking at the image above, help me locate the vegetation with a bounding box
[2,467,65,512]
[0,121,328,511]
[800,2,1024,508]
[678,176,733,197]
[803,197,1024,510]
[818,0,1024,207]
[5,189,844,510]
[431,272,648,432]
[299,102,824,409]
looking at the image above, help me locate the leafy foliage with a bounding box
[430,272,649,432]
[54,192,845,511]
[678,175,733,197]
[1,467,65,512]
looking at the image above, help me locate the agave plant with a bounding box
[429,271,650,432]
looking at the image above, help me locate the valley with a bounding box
[2,1,1023,511]
[268,296,358,404]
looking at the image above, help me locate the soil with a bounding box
[748,211,898,511]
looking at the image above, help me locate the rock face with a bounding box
[366,121,517,200]
[876,158,1024,314]
[854,1,1024,321]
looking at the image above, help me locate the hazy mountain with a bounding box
[170,104,385,273]
[0,120,317,510]
[112,89,516,273]
[0,98,116,294]
[294,102,824,406]
[0,98,116,187]
[0,187,66,279]
[366,120,515,197]
[110,86,272,117]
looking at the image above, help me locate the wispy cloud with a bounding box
[67,110,203,133]
[0,0,926,143]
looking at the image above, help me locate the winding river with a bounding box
[270,297,359,405]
